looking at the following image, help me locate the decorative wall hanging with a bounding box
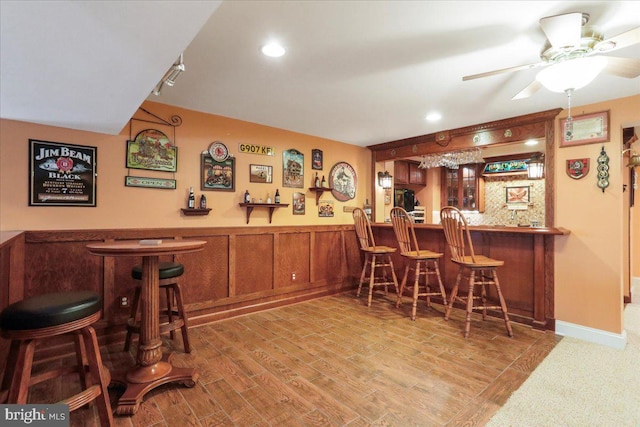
[318,199,334,217]
[329,161,357,201]
[312,149,323,170]
[208,141,229,162]
[29,139,97,206]
[201,154,235,192]
[293,192,306,215]
[250,164,273,183]
[125,176,177,189]
[596,146,610,193]
[126,129,178,172]
[566,158,590,179]
[560,111,609,148]
[239,143,275,156]
[506,186,530,204]
[283,149,304,188]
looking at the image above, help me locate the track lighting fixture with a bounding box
[152,53,185,96]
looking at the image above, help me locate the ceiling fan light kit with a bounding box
[535,56,608,93]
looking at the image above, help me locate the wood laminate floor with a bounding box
[28,292,559,426]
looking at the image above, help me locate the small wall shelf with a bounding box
[308,187,333,205]
[181,208,211,216]
[239,203,289,224]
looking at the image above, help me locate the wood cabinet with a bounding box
[394,161,425,186]
[441,164,485,212]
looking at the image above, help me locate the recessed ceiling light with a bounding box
[525,139,539,146]
[261,42,285,58]
[425,112,442,122]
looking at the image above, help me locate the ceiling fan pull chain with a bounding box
[564,89,574,140]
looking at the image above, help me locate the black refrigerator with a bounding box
[394,188,415,212]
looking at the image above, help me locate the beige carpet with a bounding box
[487,304,640,427]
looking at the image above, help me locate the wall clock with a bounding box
[208,141,229,162]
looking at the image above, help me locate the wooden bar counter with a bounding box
[371,222,570,330]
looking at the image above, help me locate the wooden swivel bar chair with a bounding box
[390,207,447,321]
[440,206,513,338]
[352,207,399,307]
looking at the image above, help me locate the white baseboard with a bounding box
[555,320,627,350]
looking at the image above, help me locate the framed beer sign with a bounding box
[29,139,97,206]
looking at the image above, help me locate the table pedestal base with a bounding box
[110,353,199,415]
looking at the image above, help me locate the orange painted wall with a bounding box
[555,94,640,334]
[0,101,371,231]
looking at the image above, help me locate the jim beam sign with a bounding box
[29,139,97,206]
[566,158,589,180]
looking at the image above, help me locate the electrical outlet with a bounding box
[291,272,296,281]
[119,296,129,308]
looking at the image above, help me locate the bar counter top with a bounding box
[371,222,570,236]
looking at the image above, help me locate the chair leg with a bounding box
[493,271,514,337]
[367,255,377,307]
[445,269,462,320]
[165,286,175,340]
[7,339,36,404]
[73,332,89,390]
[172,284,191,353]
[386,255,400,295]
[411,261,421,321]
[0,340,20,403]
[396,262,410,308]
[357,254,370,298]
[80,326,114,427]
[464,270,476,338]
[432,260,447,306]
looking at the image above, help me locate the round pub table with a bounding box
[86,239,206,415]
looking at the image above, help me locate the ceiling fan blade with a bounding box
[462,61,546,81]
[540,12,583,49]
[512,80,542,100]
[596,26,640,52]
[602,56,640,78]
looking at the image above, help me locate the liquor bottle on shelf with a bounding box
[363,198,372,220]
[314,172,320,188]
[187,187,195,209]
[266,193,272,204]
[275,189,280,204]
[244,189,251,204]
[199,194,207,209]
[321,175,327,188]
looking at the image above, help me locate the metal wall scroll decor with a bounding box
[596,146,610,192]
[566,158,590,179]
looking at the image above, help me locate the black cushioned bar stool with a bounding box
[0,291,114,426]
[124,261,191,353]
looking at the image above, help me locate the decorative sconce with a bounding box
[378,171,393,189]
[527,154,545,179]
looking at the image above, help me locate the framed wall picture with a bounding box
[506,186,530,204]
[293,192,305,215]
[29,139,97,206]
[560,111,609,148]
[250,164,273,183]
[318,199,334,217]
[283,149,304,188]
[201,154,235,191]
[312,149,323,170]
[329,161,357,201]
[126,129,178,172]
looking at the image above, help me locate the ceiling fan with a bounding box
[463,12,640,100]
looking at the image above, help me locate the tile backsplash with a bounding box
[464,176,545,226]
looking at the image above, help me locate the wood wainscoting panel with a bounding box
[235,234,274,295]
[275,231,310,288]
[180,235,230,303]
[312,230,344,284]
[25,240,103,298]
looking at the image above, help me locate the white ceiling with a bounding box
[1,1,639,147]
